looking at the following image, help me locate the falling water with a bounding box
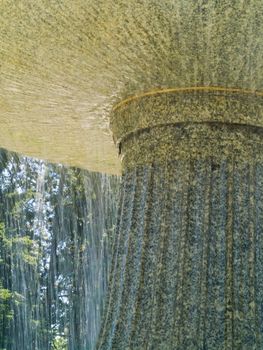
[0,148,120,350]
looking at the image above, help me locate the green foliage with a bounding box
[0,149,120,349]
[0,222,6,242]
[0,287,12,300]
[1,222,39,267]
[0,224,13,337]
[0,283,13,328]
[52,336,67,350]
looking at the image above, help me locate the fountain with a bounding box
[0,152,119,349]
[97,90,263,349]
[1,1,263,349]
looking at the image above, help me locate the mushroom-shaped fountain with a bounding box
[1,1,263,349]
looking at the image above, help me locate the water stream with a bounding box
[0,149,120,350]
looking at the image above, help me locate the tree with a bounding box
[0,149,120,349]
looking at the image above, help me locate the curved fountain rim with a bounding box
[110,86,263,148]
[112,86,263,112]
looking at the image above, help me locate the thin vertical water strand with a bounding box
[150,160,190,349]
[255,162,263,347]
[129,164,167,349]
[202,159,228,349]
[168,160,204,348]
[171,159,213,348]
[111,165,159,349]
[231,161,253,348]
[97,170,137,350]
[0,152,120,350]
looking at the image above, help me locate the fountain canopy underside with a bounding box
[0,1,263,174]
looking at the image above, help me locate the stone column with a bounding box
[97,90,263,350]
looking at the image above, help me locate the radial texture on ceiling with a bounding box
[0,1,263,174]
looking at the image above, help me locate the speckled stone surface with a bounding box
[97,157,263,349]
[97,93,263,349]
[1,1,263,173]
[111,90,263,146]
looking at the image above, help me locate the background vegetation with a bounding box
[0,150,120,350]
